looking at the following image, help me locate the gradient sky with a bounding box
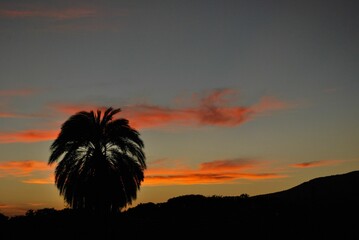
[0,0,358,216]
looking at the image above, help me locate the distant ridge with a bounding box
[132,170,359,207]
[251,170,359,204]
[124,170,359,238]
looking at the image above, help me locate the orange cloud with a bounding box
[122,89,292,129]
[0,160,55,184]
[0,112,23,118]
[0,130,58,143]
[0,157,284,186]
[0,160,53,177]
[252,96,294,114]
[291,160,342,168]
[0,111,41,119]
[0,89,293,144]
[0,3,128,32]
[144,158,286,186]
[49,89,294,132]
[123,104,195,129]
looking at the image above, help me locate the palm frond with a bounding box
[48,107,146,213]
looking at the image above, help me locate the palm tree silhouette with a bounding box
[48,107,146,215]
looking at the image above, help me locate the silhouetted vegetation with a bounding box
[48,107,146,215]
[1,170,359,239]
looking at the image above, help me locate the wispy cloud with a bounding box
[252,96,293,114]
[143,158,286,186]
[0,160,52,177]
[199,158,255,171]
[0,88,295,144]
[126,89,294,129]
[0,130,58,143]
[52,88,295,130]
[0,112,27,118]
[290,160,342,168]
[0,3,128,32]
[22,176,54,184]
[0,160,54,185]
[0,111,45,119]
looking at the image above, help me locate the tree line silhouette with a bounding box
[1,180,359,240]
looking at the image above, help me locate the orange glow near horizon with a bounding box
[143,158,286,186]
[0,158,286,186]
[1,158,345,186]
[143,171,286,185]
[22,175,54,184]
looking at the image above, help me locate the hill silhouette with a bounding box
[1,170,359,239]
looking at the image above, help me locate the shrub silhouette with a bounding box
[48,107,146,215]
[0,212,8,222]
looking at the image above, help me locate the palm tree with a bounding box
[48,107,146,215]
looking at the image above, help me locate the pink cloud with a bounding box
[122,89,292,129]
[49,89,294,131]
[0,89,294,144]
[0,130,58,143]
[122,104,196,129]
[0,3,128,32]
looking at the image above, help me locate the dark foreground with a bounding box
[1,170,359,240]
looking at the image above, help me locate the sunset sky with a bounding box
[1,0,358,216]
